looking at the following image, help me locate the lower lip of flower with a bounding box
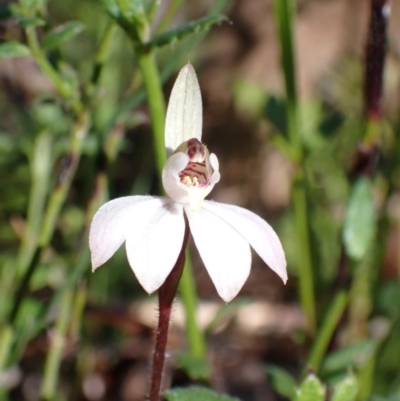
[179,161,209,187]
[176,138,213,188]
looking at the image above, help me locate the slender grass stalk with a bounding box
[179,255,206,358]
[41,290,73,401]
[0,325,13,399]
[25,27,78,110]
[9,247,41,324]
[39,111,91,247]
[7,13,119,329]
[70,284,87,337]
[0,326,13,367]
[156,0,185,34]
[0,260,14,322]
[306,291,348,373]
[136,50,167,174]
[8,112,89,348]
[37,126,123,335]
[273,0,316,335]
[90,22,117,87]
[17,130,52,276]
[292,172,316,335]
[356,316,391,400]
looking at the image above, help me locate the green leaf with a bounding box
[145,14,227,50]
[343,177,376,260]
[41,21,85,50]
[331,373,358,401]
[0,41,31,59]
[321,340,376,376]
[97,0,121,19]
[175,352,211,380]
[20,0,49,11]
[265,95,287,135]
[15,16,45,27]
[164,386,241,401]
[266,365,297,399]
[22,0,47,8]
[295,374,326,401]
[96,0,144,42]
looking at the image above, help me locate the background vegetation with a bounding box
[0,0,399,400]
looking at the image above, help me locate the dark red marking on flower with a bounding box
[179,160,209,186]
[186,138,205,162]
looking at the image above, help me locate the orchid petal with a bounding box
[125,198,185,294]
[89,196,153,270]
[202,201,287,283]
[185,207,252,302]
[162,152,190,204]
[165,63,202,155]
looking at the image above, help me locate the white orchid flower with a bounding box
[89,63,287,302]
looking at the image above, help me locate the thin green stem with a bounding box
[274,0,316,335]
[90,22,117,86]
[9,247,42,324]
[8,112,90,328]
[306,291,348,373]
[293,172,316,335]
[39,111,90,247]
[70,284,87,338]
[41,290,73,400]
[0,325,13,371]
[156,0,185,34]
[136,50,166,174]
[179,254,206,358]
[25,27,77,108]
[0,325,13,398]
[17,130,52,276]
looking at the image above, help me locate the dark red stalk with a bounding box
[350,0,389,178]
[364,0,389,122]
[148,224,190,401]
[335,0,389,288]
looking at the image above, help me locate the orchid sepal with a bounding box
[165,63,202,156]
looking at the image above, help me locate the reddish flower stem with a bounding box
[349,0,389,178]
[364,0,389,122]
[149,223,190,401]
